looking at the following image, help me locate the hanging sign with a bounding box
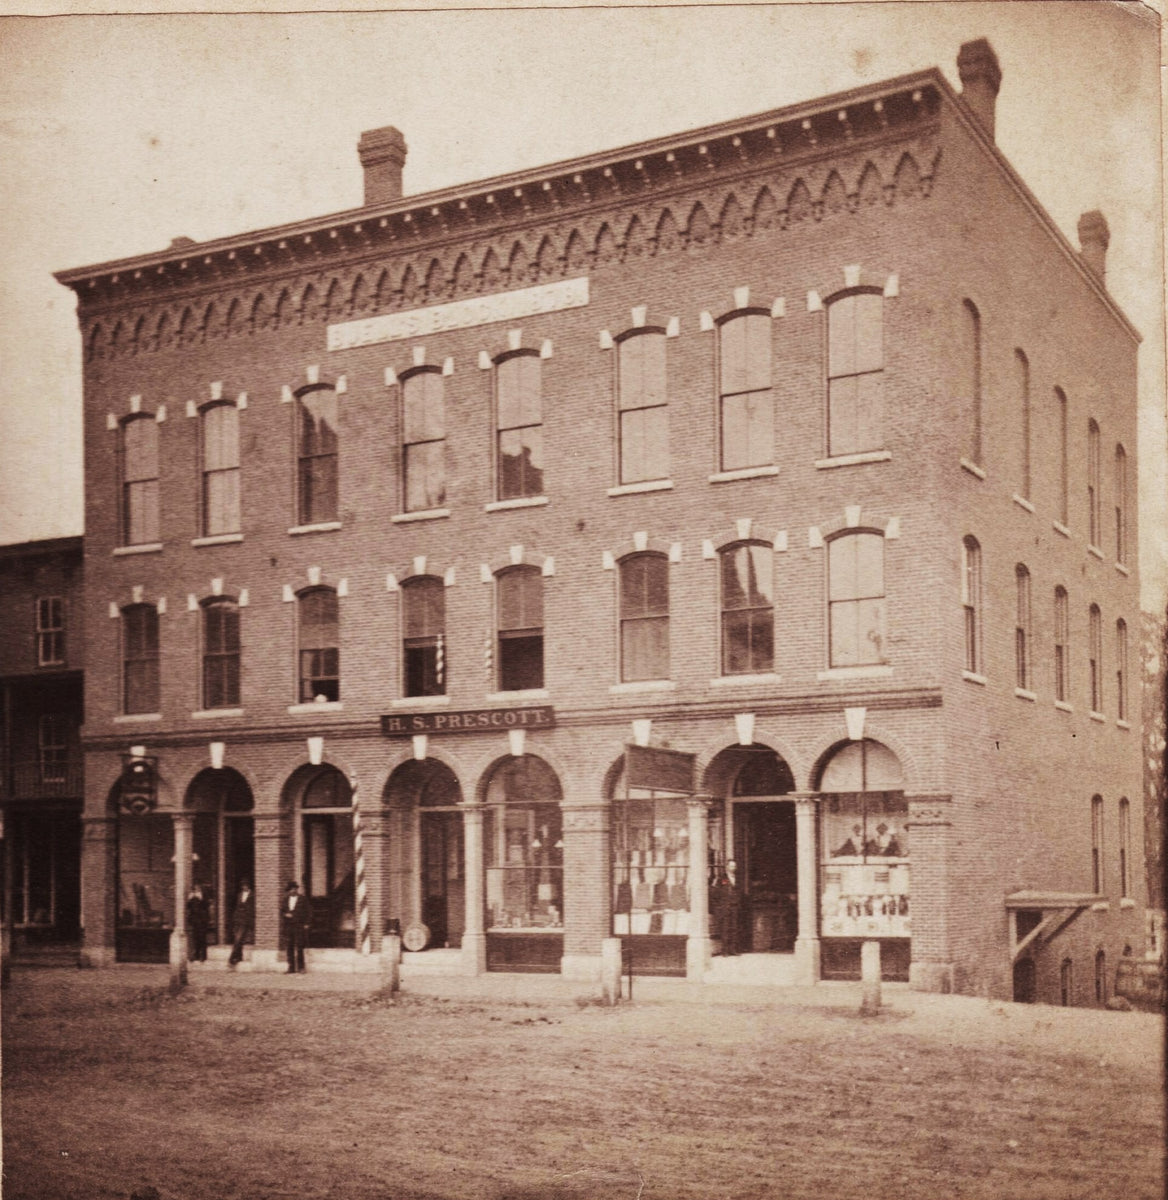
[381,705,555,736]
[624,744,696,795]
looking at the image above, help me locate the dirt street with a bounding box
[2,968,1163,1200]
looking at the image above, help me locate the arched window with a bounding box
[1091,794,1104,894]
[296,386,339,525]
[201,598,240,710]
[495,351,543,500]
[720,542,774,675]
[1015,565,1032,691]
[962,536,982,675]
[1055,388,1069,525]
[120,414,159,546]
[1087,419,1101,548]
[401,368,445,512]
[1116,619,1129,722]
[1054,586,1070,703]
[401,576,445,697]
[827,291,883,457]
[718,311,772,471]
[1115,444,1128,564]
[961,300,982,465]
[200,401,240,536]
[827,532,885,668]
[617,329,669,484]
[497,566,543,692]
[297,587,339,702]
[1088,604,1103,714]
[122,603,160,714]
[1015,349,1031,499]
[619,553,669,682]
[1118,797,1131,899]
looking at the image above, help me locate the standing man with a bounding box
[282,880,310,974]
[227,880,254,969]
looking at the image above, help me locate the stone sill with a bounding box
[1089,711,1105,723]
[1052,520,1071,539]
[1120,898,1136,910]
[1116,719,1131,730]
[962,670,988,686]
[816,665,893,681]
[113,713,161,723]
[607,479,674,497]
[485,496,548,512]
[288,522,341,536]
[1054,700,1073,713]
[1115,562,1130,576]
[286,701,344,715]
[485,688,550,702]
[710,673,782,688]
[708,465,778,484]
[390,695,450,709]
[192,533,243,547]
[1014,688,1037,702]
[959,458,986,480]
[814,450,891,470]
[1011,494,1035,514]
[192,708,244,719]
[1087,544,1104,560]
[113,543,163,557]
[391,508,450,524]
[1091,901,1110,913]
[609,680,677,695]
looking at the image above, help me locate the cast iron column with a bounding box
[461,802,486,975]
[686,796,712,980]
[169,812,193,990]
[793,795,821,985]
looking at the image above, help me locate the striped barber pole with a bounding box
[349,775,371,955]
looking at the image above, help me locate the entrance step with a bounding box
[191,946,383,974]
[402,948,467,977]
[704,953,800,987]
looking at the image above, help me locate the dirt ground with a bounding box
[2,968,1163,1200]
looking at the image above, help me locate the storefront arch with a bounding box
[383,758,465,948]
[109,772,173,963]
[281,763,355,949]
[479,754,564,972]
[183,767,255,944]
[815,738,910,981]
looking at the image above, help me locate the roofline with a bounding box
[54,67,943,286]
[0,534,84,560]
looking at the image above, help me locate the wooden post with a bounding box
[169,813,193,993]
[860,939,882,1016]
[600,936,623,1005]
[380,931,402,993]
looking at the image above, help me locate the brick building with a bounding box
[53,40,1145,1003]
[0,537,85,958]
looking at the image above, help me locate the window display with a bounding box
[820,791,909,938]
[117,813,175,931]
[484,756,563,931]
[611,793,690,936]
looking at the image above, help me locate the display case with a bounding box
[116,812,174,962]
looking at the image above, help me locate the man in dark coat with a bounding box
[227,880,255,968]
[281,881,311,974]
[185,884,210,962]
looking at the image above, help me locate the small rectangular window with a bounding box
[123,605,160,714]
[36,597,65,666]
[828,533,885,668]
[38,714,69,784]
[202,600,241,709]
[202,403,241,536]
[297,389,339,525]
[402,372,446,512]
[719,313,773,471]
[497,568,543,691]
[828,293,884,457]
[619,555,669,682]
[122,416,160,546]
[496,355,544,501]
[618,332,669,484]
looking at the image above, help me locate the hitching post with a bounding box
[860,939,882,1016]
[381,930,402,994]
[600,937,623,1005]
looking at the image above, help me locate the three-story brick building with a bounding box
[54,40,1144,1003]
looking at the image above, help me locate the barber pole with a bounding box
[349,776,372,955]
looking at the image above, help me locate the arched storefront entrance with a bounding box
[284,765,355,949]
[815,738,909,981]
[185,768,255,945]
[482,755,563,973]
[384,759,465,950]
[114,790,173,963]
[703,745,797,956]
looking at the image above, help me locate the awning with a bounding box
[1005,891,1102,962]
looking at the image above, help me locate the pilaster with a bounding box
[80,816,118,967]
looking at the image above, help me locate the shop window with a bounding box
[960,300,982,465]
[619,553,669,682]
[827,291,883,457]
[1087,419,1101,548]
[1118,797,1131,898]
[617,329,669,484]
[818,739,909,942]
[495,351,543,500]
[200,401,241,536]
[612,790,690,937]
[402,368,446,512]
[1115,445,1128,564]
[116,812,175,954]
[962,536,982,674]
[1016,349,1031,499]
[718,311,772,471]
[1055,388,1069,525]
[201,597,241,709]
[827,531,885,668]
[122,603,160,714]
[1054,586,1069,702]
[1088,604,1103,714]
[38,714,69,784]
[1015,565,1032,690]
[720,542,774,675]
[301,767,355,950]
[296,386,339,525]
[484,756,563,932]
[121,414,159,546]
[402,576,445,697]
[1116,619,1128,722]
[1091,794,1104,894]
[36,596,65,666]
[496,567,543,692]
[298,587,339,702]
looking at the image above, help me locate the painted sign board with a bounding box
[381,705,555,736]
[625,744,696,795]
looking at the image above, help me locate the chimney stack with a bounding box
[1077,211,1110,285]
[358,126,408,206]
[957,38,1002,141]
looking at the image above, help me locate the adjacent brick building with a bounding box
[53,40,1145,1002]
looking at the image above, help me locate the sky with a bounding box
[0,1,1163,608]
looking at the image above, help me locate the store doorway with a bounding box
[420,809,465,949]
[733,801,797,952]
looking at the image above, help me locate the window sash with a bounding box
[404,639,444,698]
[621,614,669,682]
[203,652,241,709]
[618,333,667,412]
[829,598,885,668]
[498,427,544,500]
[828,373,884,457]
[721,607,774,675]
[124,479,160,546]
[498,631,543,692]
[202,404,239,471]
[403,580,445,639]
[37,597,65,666]
[38,715,69,783]
[404,441,446,512]
[721,544,774,610]
[720,390,773,471]
[719,314,771,395]
[828,293,883,379]
[403,372,445,443]
[203,467,241,536]
[497,355,542,430]
[124,658,160,715]
[498,570,543,632]
[298,453,338,524]
[619,404,669,484]
[299,648,339,702]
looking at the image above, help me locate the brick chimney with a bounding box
[358,126,408,206]
[957,38,1002,141]
[1077,211,1110,285]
